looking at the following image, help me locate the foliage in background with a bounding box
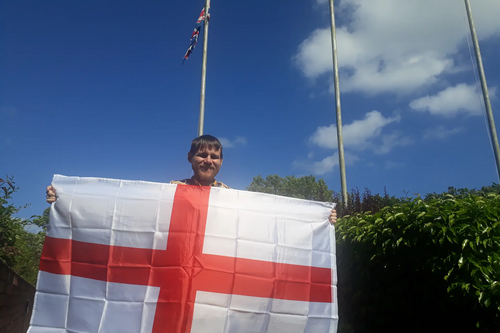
[247,175,400,215]
[32,207,50,232]
[337,186,402,217]
[12,230,45,285]
[247,175,334,201]
[0,176,45,285]
[0,176,28,267]
[425,183,500,200]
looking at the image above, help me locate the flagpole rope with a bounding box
[463,13,495,164]
[198,0,211,137]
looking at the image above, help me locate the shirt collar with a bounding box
[190,176,217,187]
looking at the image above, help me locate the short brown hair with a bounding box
[189,135,223,159]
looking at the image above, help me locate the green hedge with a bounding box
[336,193,500,332]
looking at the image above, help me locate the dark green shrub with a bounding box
[0,176,45,285]
[0,176,27,267]
[334,187,402,217]
[336,194,500,332]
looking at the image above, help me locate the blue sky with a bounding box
[2,0,500,219]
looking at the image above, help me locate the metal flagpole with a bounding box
[464,0,500,181]
[328,0,348,206]
[198,0,210,137]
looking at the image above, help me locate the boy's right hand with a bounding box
[46,185,57,203]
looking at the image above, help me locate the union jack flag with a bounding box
[183,2,210,64]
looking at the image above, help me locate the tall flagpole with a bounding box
[464,0,500,181]
[328,0,348,206]
[198,0,210,137]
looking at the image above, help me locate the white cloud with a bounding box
[423,126,463,139]
[310,110,400,150]
[311,154,340,175]
[409,83,496,117]
[385,161,405,169]
[293,151,359,175]
[297,110,412,174]
[294,0,500,95]
[374,131,414,154]
[219,136,247,148]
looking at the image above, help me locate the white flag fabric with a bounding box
[29,175,338,333]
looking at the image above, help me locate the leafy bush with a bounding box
[0,176,45,285]
[425,183,500,200]
[336,193,500,332]
[0,176,28,267]
[12,230,45,285]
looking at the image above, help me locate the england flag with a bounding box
[29,175,338,333]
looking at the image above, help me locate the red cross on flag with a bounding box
[29,175,338,333]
